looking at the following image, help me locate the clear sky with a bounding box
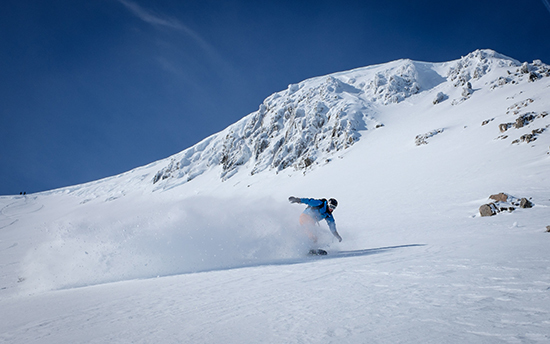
[1,0,550,195]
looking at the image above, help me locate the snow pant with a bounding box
[299,213,318,242]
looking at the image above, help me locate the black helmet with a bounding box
[328,198,338,209]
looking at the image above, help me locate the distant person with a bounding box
[288,196,342,243]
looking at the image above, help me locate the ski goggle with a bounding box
[328,203,337,210]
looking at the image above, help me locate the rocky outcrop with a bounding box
[152,74,375,185]
[363,62,421,105]
[479,193,534,217]
[490,59,550,89]
[447,50,516,88]
[496,97,549,144]
[511,128,547,144]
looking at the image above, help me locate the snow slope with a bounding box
[1,49,550,343]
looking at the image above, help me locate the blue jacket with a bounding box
[300,198,337,235]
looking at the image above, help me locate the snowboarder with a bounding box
[288,196,342,243]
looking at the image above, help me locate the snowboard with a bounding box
[308,249,328,256]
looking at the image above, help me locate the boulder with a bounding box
[479,203,498,217]
[520,198,533,208]
[499,123,512,132]
[514,117,525,129]
[489,193,508,202]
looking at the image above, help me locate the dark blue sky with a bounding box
[1,0,549,195]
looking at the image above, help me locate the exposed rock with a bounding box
[514,112,536,129]
[363,61,425,105]
[512,128,547,144]
[490,193,508,202]
[506,99,534,114]
[415,128,444,146]
[515,117,525,129]
[497,99,547,144]
[480,193,534,217]
[490,55,550,89]
[499,123,512,133]
[519,133,535,143]
[447,50,514,88]
[546,225,550,233]
[520,198,533,208]
[479,203,498,217]
[499,112,538,136]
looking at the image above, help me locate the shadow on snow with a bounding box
[250,244,427,269]
[157,244,428,281]
[325,244,427,259]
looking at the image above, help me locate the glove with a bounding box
[288,196,301,204]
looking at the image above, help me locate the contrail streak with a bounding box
[117,0,208,48]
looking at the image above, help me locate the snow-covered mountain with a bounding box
[150,49,548,189]
[1,49,550,343]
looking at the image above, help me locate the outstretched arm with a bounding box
[290,197,325,207]
[326,216,342,242]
